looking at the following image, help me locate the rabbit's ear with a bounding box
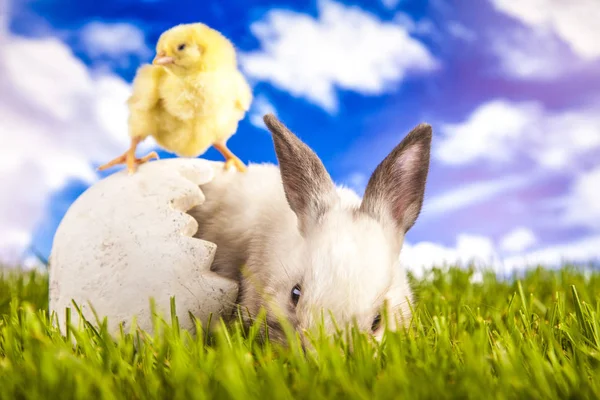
[263,114,337,231]
[360,123,432,238]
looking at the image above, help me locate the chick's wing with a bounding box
[233,71,253,112]
[127,65,164,112]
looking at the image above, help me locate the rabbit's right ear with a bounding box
[263,114,337,233]
[360,123,432,244]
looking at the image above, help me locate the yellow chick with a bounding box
[98,22,253,174]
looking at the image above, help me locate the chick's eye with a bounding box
[177,43,186,51]
[291,284,301,307]
[371,313,382,332]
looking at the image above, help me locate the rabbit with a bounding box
[189,113,432,345]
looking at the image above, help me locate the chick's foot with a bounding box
[224,157,247,172]
[97,137,158,174]
[97,151,159,175]
[213,142,247,172]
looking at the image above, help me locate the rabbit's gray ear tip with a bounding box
[263,113,278,125]
[413,123,433,140]
[416,122,432,132]
[263,113,287,138]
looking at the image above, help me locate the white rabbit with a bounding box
[189,114,432,345]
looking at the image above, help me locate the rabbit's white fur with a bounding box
[190,114,431,344]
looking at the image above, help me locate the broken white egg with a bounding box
[48,158,239,336]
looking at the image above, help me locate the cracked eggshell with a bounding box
[48,158,239,336]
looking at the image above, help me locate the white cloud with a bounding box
[500,227,537,253]
[402,232,600,278]
[381,0,402,9]
[447,21,476,42]
[502,234,600,272]
[0,31,155,263]
[423,173,535,218]
[240,0,438,112]
[490,28,573,80]
[435,100,533,165]
[393,13,437,37]
[401,234,500,278]
[79,22,152,65]
[432,100,600,232]
[435,99,600,170]
[341,172,368,195]
[562,166,600,231]
[249,95,277,130]
[491,0,600,60]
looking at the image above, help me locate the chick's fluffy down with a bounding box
[127,52,252,158]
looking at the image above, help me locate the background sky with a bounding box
[1,0,600,276]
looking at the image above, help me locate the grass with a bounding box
[1,265,600,399]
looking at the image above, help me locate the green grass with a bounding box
[1,266,600,399]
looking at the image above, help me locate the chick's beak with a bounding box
[152,51,174,65]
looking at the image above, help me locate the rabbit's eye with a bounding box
[177,43,186,51]
[291,284,301,307]
[371,313,382,332]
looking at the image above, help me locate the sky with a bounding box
[1,0,600,276]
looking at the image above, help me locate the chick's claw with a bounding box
[213,142,247,173]
[224,156,247,173]
[97,151,159,175]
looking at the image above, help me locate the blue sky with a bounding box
[2,0,600,275]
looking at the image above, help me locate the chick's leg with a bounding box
[213,141,247,172]
[97,137,159,175]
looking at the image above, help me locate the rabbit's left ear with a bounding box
[263,114,337,233]
[360,123,432,237]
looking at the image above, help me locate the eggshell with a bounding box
[48,158,239,336]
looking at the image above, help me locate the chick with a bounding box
[98,23,253,174]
